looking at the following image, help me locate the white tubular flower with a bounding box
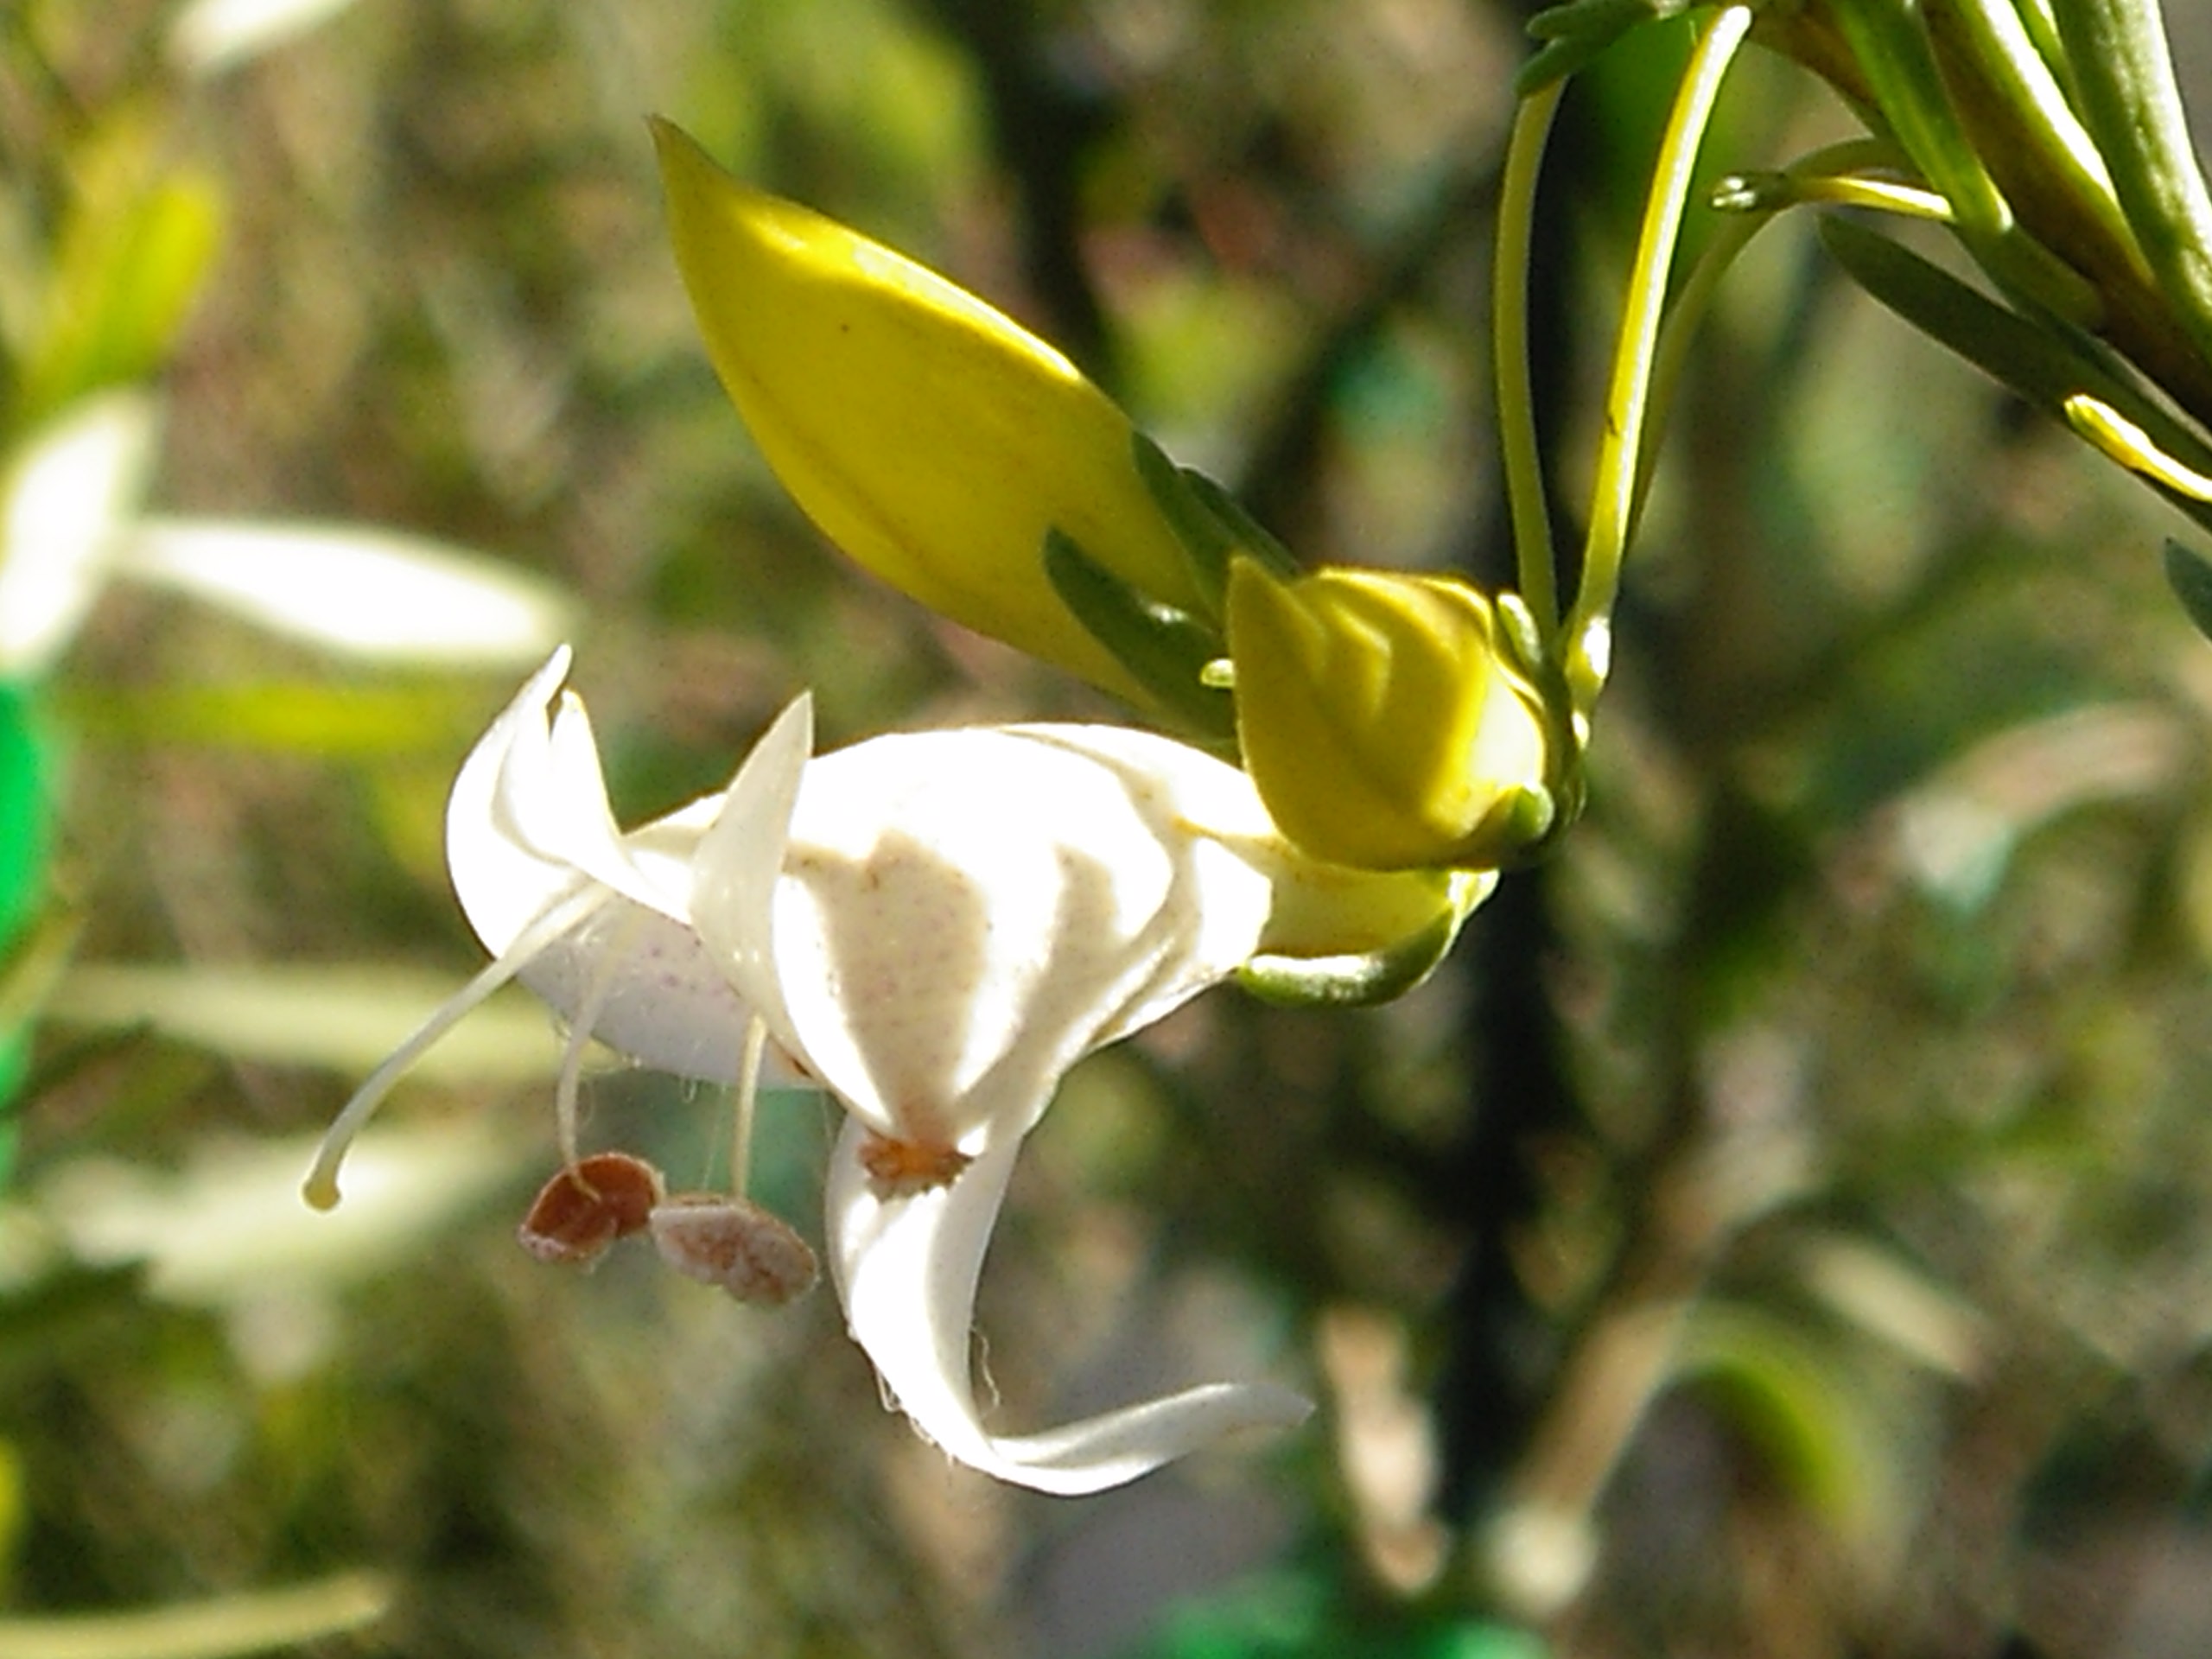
[692,707,1313,1494]
[309,650,1315,1493]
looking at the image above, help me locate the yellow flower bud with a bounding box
[652,118,1204,703]
[1225,561,1562,872]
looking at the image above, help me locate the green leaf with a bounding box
[2162,540,2212,642]
[1131,433,1300,620]
[42,963,578,1084]
[54,679,485,757]
[17,121,224,423]
[1675,1303,1914,1558]
[0,1571,391,1659]
[1817,213,2212,535]
[1825,0,2099,325]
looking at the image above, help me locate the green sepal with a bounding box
[1179,468,1300,579]
[1492,591,1549,681]
[1817,213,2212,537]
[1131,433,1300,621]
[1516,0,1694,96]
[1239,882,1479,1008]
[1484,784,1560,861]
[2163,541,2212,643]
[1041,528,1236,746]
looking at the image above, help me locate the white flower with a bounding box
[308,647,1316,1494]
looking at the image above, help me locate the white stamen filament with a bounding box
[302,884,608,1211]
[551,905,645,1172]
[730,1014,768,1195]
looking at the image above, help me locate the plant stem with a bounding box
[1496,81,1566,641]
[2053,0,2212,370]
[1564,3,1752,712]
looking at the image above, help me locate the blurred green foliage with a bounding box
[3,2,2212,1657]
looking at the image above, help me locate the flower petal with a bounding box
[825,1116,1312,1496]
[444,650,756,1083]
[463,662,690,930]
[689,692,817,1064]
[445,646,584,954]
[742,723,1274,1151]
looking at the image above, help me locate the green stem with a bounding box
[1564,2,1752,711]
[1640,139,1936,523]
[2052,0,2212,370]
[1937,0,2134,259]
[1496,81,1566,642]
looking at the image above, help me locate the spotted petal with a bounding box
[696,721,1276,1154]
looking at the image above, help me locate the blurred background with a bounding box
[5,2,2212,1656]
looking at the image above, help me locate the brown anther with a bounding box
[649,1193,819,1306]
[517,1150,667,1267]
[857,1131,972,1197]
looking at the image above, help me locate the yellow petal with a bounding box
[1226,561,1558,871]
[653,118,1201,702]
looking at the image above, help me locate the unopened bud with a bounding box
[1226,561,1564,871]
[653,118,1201,706]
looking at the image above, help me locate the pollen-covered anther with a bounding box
[518,1150,668,1267]
[649,1192,820,1306]
[856,1131,974,1197]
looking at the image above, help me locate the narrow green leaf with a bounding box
[1828,0,2099,325]
[1041,528,1236,745]
[0,1571,391,1659]
[1179,467,1300,578]
[2163,540,2212,642]
[54,680,484,756]
[1818,213,2212,534]
[1132,433,1235,617]
[18,124,224,422]
[1130,432,1300,620]
[44,963,573,1083]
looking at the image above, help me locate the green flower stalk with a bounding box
[1225,561,1570,873]
[652,118,1205,709]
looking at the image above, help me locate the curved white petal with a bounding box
[748,724,1274,1151]
[443,649,754,1082]
[446,646,585,952]
[690,693,817,1063]
[825,1116,1312,1496]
